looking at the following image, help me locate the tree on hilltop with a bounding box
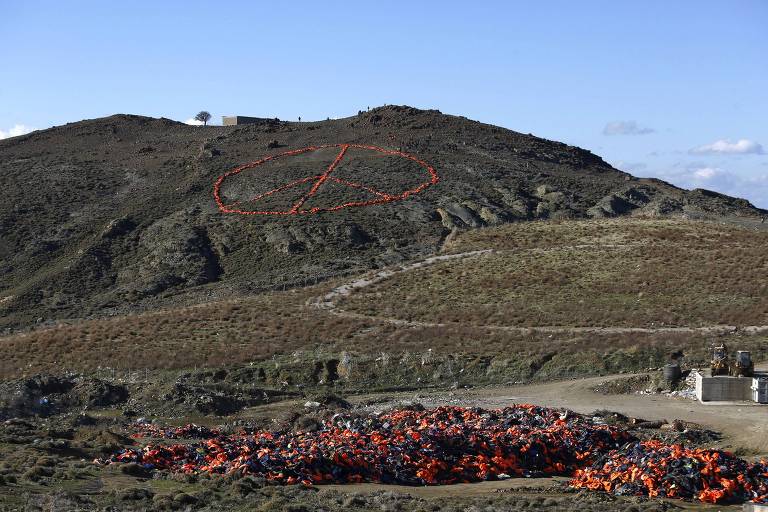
[194,111,212,126]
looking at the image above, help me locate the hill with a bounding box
[0,105,764,333]
[1,216,767,512]
[2,218,766,383]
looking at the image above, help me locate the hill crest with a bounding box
[0,105,764,332]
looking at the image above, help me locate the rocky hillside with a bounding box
[0,105,763,331]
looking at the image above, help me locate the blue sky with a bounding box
[2,1,767,206]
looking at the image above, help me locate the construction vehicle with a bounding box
[710,344,755,377]
[731,350,754,378]
[711,343,730,376]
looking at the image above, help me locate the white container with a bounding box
[752,377,768,404]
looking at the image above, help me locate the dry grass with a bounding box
[341,218,768,328]
[1,218,766,380]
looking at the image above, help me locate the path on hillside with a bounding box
[309,249,768,336]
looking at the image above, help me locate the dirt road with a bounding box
[315,373,763,510]
[363,373,768,457]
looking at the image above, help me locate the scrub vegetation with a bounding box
[340,218,768,328]
[2,218,766,384]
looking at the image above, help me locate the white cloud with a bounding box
[689,139,764,155]
[651,163,768,208]
[691,167,717,179]
[0,124,35,140]
[664,165,734,188]
[602,121,655,136]
[613,161,647,174]
[184,118,205,126]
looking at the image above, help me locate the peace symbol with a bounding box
[213,144,439,215]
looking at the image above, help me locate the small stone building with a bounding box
[222,116,277,126]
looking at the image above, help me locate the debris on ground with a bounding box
[98,404,768,505]
[100,405,632,485]
[571,439,768,504]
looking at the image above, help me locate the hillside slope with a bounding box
[1,218,767,381]
[0,106,764,331]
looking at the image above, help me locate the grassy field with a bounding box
[340,218,768,328]
[1,218,766,382]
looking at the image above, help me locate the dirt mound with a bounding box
[0,375,128,419]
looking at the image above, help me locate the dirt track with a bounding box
[313,249,768,336]
[361,373,768,457]
[311,249,492,308]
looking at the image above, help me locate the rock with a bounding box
[509,199,532,218]
[74,380,128,406]
[198,141,221,158]
[535,201,551,218]
[541,191,566,205]
[343,223,372,247]
[173,492,198,505]
[534,184,556,198]
[101,216,135,238]
[120,488,154,501]
[120,462,151,477]
[116,213,222,296]
[642,197,684,216]
[235,476,267,496]
[478,207,503,225]
[588,194,636,218]
[436,208,458,229]
[265,229,305,254]
[74,413,97,426]
[443,203,484,227]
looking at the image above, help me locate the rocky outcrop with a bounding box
[0,375,128,419]
[117,213,222,297]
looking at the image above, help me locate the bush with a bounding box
[119,487,154,501]
[120,462,151,478]
[23,465,54,481]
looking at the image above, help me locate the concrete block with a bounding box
[695,371,752,402]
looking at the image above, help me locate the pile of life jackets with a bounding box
[98,405,768,504]
[101,405,631,485]
[571,440,768,504]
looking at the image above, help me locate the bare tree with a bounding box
[194,111,211,126]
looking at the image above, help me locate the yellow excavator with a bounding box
[710,343,754,377]
[732,350,754,378]
[711,343,730,376]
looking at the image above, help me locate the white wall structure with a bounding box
[695,370,768,403]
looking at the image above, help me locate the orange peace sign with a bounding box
[213,144,439,215]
